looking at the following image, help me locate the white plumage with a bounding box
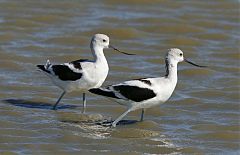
[89,48,207,127]
[37,34,133,111]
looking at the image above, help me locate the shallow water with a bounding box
[0,0,239,154]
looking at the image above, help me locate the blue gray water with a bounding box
[0,0,239,154]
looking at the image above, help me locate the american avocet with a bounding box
[89,48,207,127]
[37,34,134,111]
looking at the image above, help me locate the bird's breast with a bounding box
[156,82,177,103]
[83,63,109,88]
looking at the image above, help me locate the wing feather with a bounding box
[37,59,85,81]
[89,79,157,102]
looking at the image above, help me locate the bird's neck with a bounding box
[90,45,109,87]
[91,45,107,64]
[165,58,178,83]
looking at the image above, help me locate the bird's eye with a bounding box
[180,53,183,56]
[103,39,106,42]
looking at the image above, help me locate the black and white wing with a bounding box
[37,59,88,81]
[89,78,157,102]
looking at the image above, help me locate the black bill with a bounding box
[109,45,136,55]
[184,59,207,67]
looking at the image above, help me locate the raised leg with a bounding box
[112,109,132,127]
[82,93,86,113]
[52,91,66,110]
[140,109,145,122]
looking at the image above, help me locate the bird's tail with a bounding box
[89,87,120,99]
[37,59,51,73]
[45,60,51,68]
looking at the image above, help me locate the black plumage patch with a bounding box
[114,85,156,102]
[52,65,82,81]
[165,58,169,77]
[72,61,81,69]
[89,88,121,99]
[138,79,152,86]
[70,59,87,69]
[37,65,50,73]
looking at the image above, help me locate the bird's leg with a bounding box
[53,91,66,110]
[82,93,86,113]
[112,109,132,127]
[140,109,145,122]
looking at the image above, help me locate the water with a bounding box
[0,0,239,154]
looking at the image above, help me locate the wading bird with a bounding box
[37,34,134,111]
[89,48,207,127]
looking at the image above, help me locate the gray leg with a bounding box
[82,93,86,113]
[140,109,145,122]
[112,109,132,127]
[53,91,66,110]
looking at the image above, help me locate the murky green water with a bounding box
[0,0,239,154]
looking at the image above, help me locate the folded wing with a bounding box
[89,79,157,102]
[37,59,86,81]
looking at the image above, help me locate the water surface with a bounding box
[0,0,239,154]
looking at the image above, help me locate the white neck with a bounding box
[90,44,109,88]
[91,44,107,64]
[165,58,178,83]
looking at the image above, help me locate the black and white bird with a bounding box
[37,34,134,111]
[89,48,207,127]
